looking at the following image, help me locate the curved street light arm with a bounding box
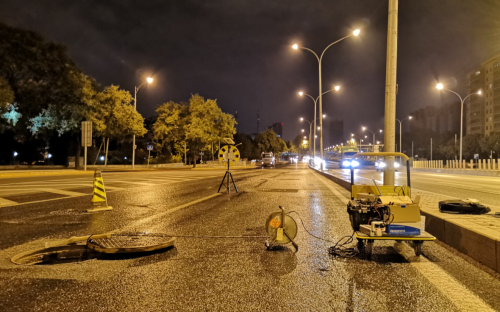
[319,35,351,62]
[444,88,464,103]
[300,47,320,63]
[303,93,317,104]
[315,89,334,102]
[462,92,479,103]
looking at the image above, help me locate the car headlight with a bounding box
[343,160,351,166]
[375,162,379,166]
[379,162,386,168]
[351,160,360,167]
[394,162,400,168]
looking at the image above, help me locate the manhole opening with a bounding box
[12,233,176,265]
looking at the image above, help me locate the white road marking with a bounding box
[312,170,495,312]
[35,189,87,197]
[0,197,19,207]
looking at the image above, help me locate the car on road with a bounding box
[261,152,275,167]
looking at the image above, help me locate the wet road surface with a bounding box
[0,164,499,311]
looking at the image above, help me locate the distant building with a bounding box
[466,54,500,136]
[409,103,460,134]
[327,119,344,147]
[268,122,283,138]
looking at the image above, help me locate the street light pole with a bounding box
[300,119,313,155]
[396,116,412,161]
[132,77,153,169]
[299,88,338,159]
[436,83,481,167]
[293,30,359,171]
[362,127,382,146]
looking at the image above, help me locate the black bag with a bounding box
[439,200,491,215]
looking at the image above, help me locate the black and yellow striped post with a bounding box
[87,169,113,212]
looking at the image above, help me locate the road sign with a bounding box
[147,145,153,151]
[200,151,204,155]
[474,154,479,159]
[81,121,92,147]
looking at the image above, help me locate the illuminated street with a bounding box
[0,164,499,311]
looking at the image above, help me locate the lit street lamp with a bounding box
[300,118,313,155]
[436,83,482,166]
[133,77,153,169]
[298,90,336,157]
[362,127,383,145]
[293,29,360,170]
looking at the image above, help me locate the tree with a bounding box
[86,85,147,164]
[480,132,500,158]
[234,133,255,160]
[461,134,482,159]
[255,129,287,154]
[0,23,86,133]
[153,94,236,167]
[0,77,14,110]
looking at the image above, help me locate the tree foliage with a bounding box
[153,94,236,166]
[254,129,287,154]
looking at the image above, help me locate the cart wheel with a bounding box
[366,240,373,257]
[357,239,365,251]
[414,242,422,256]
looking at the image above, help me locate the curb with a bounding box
[311,166,500,273]
[412,168,500,177]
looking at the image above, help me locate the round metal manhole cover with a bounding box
[88,233,176,254]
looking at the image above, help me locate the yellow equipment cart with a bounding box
[347,152,435,257]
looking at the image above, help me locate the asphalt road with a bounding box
[0,164,499,311]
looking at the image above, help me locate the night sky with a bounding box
[1,0,499,142]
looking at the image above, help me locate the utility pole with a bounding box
[383,0,398,186]
[431,138,433,161]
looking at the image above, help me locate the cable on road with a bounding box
[288,211,359,258]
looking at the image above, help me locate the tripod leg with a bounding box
[284,230,298,251]
[218,171,228,193]
[229,172,238,193]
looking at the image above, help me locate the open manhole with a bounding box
[261,189,299,193]
[12,233,176,265]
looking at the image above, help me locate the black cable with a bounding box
[288,211,359,258]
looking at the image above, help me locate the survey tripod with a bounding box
[217,157,238,194]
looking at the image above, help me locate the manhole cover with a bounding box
[88,233,176,254]
[261,189,299,193]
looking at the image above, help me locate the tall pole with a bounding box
[309,122,313,154]
[383,0,398,186]
[313,102,317,158]
[459,98,464,168]
[133,86,137,169]
[318,62,323,170]
[431,138,433,161]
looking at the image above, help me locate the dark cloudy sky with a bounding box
[1,0,499,142]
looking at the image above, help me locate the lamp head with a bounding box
[300,117,303,121]
[147,77,153,84]
[298,91,303,96]
[334,85,340,91]
[353,29,360,36]
[409,116,413,120]
[292,44,298,50]
[478,90,482,95]
[436,83,443,90]
[362,126,366,131]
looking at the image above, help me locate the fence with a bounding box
[413,159,500,170]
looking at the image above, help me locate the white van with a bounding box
[261,152,275,167]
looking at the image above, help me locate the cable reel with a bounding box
[265,206,298,250]
[218,145,240,166]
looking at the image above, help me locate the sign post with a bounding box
[81,121,92,171]
[147,144,153,168]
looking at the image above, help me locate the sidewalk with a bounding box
[0,169,93,179]
[313,167,500,274]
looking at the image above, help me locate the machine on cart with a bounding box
[347,152,435,257]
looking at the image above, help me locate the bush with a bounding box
[171,154,182,163]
